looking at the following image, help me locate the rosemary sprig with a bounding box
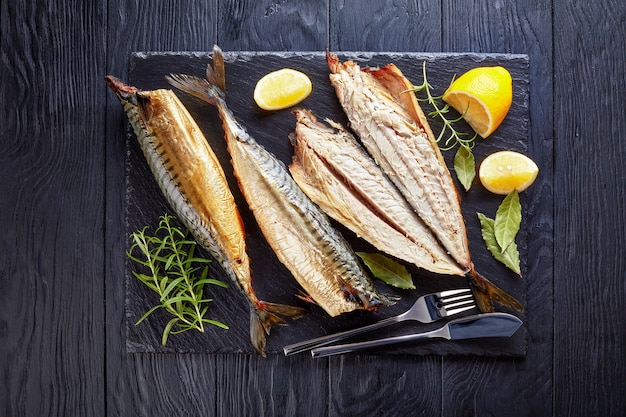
[127,214,229,345]
[408,61,478,191]
[410,61,478,151]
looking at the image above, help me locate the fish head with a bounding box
[105,75,139,104]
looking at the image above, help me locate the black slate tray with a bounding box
[122,51,530,357]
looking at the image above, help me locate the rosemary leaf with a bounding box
[162,318,180,345]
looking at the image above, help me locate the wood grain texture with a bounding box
[328,355,442,416]
[330,0,442,52]
[553,1,626,415]
[1,0,625,415]
[217,0,329,51]
[442,0,555,415]
[216,355,328,416]
[0,1,107,416]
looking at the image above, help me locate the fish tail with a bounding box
[165,73,223,106]
[363,292,401,310]
[338,277,400,310]
[468,265,524,313]
[250,301,307,357]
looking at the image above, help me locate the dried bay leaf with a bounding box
[477,212,521,275]
[356,252,415,289]
[454,145,476,191]
[494,191,521,252]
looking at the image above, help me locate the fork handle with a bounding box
[283,316,401,356]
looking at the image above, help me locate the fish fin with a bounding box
[326,50,340,72]
[467,266,524,313]
[136,93,153,128]
[250,301,308,357]
[249,308,269,357]
[211,44,226,91]
[362,292,401,310]
[295,291,319,305]
[336,275,400,310]
[166,73,223,106]
[262,301,308,320]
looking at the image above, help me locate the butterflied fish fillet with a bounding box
[289,108,465,277]
[105,76,306,356]
[326,52,523,313]
[166,59,397,317]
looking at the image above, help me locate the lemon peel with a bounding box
[443,66,512,138]
[478,150,538,195]
[253,68,312,111]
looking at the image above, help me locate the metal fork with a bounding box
[283,288,476,356]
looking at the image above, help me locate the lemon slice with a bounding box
[442,66,512,138]
[479,151,539,195]
[253,68,312,111]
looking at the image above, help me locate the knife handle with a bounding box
[310,327,445,358]
[283,316,400,356]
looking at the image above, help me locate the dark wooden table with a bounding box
[2,1,624,416]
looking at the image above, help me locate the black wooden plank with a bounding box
[441,0,555,415]
[0,1,107,416]
[327,355,442,416]
[553,1,626,415]
[330,0,442,52]
[104,2,221,416]
[217,0,329,51]
[214,355,329,416]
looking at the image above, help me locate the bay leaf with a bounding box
[454,145,476,191]
[494,191,522,252]
[356,252,415,289]
[477,213,521,275]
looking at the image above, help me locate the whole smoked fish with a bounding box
[105,76,306,356]
[326,52,523,313]
[166,63,397,317]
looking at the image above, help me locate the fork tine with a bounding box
[439,290,476,317]
[439,293,472,304]
[438,288,472,298]
[443,302,476,316]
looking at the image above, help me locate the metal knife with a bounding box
[310,312,523,358]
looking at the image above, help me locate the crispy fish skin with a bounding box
[105,76,306,356]
[289,108,465,276]
[326,53,523,313]
[166,71,397,317]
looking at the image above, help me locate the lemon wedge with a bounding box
[442,66,512,138]
[253,68,312,111]
[479,151,538,195]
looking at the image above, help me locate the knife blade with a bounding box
[310,312,522,358]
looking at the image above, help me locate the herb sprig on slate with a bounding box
[127,214,229,345]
